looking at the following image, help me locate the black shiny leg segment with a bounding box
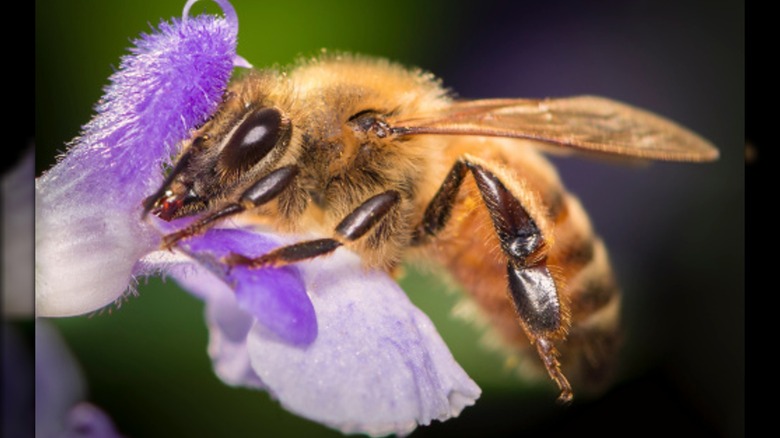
[411,160,468,244]
[412,157,571,402]
[225,238,342,268]
[509,261,572,403]
[225,190,401,268]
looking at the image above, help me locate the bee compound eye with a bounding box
[220,107,284,172]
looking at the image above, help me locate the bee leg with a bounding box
[226,190,400,268]
[411,160,469,244]
[161,165,299,248]
[508,262,573,404]
[412,157,572,402]
[469,160,573,403]
[534,335,574,404]
[471,161,573,402]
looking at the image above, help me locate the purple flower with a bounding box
[36,0,239,317]
[35,321,124,438]
[35,1,479,435]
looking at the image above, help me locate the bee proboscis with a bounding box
[144,55,718,402]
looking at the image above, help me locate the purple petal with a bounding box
[36,10,237,316]
[46,13,237,196]
[246,250,481,436]
[62,402,123,438]
[34,321,124,438]
[174,228,317,347]
[35,321,86,437]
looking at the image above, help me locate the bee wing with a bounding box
[390,96,718,161]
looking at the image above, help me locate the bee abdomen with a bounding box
[548,194,622,391]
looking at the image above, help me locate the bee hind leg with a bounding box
[413,156,573,402]
[470,160,573,402]
[225,190,401,268]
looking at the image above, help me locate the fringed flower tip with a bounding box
[170,245,481,436]
[247,251,481,436]
[35,3,239,317]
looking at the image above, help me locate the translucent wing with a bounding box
[390,96,718,161]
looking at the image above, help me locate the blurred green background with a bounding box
[35,0,743,436]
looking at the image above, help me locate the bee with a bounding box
[143,54,718,402]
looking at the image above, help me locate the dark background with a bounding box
[34,0,743,436]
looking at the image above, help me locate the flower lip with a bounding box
[244,248,482,436]
[175,228,318,346]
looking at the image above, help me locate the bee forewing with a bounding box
[391,96,718,162]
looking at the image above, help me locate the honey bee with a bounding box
[143,54,718,402]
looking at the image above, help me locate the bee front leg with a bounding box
[413,156,572,403]
[225,190,401,268]
[161,165,299,248]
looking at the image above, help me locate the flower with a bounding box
[36,0,239,317]
[35,1,480,435]
[35,321,124,438]
[2,319,123,438]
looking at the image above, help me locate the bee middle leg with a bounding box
[413,156,573,403]
[225,190,401,268]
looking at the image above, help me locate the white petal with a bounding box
[35,190,157,317]
[247,249,481,436]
